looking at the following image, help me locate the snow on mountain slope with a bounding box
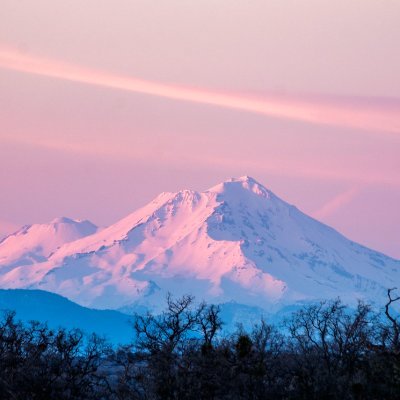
[0,177,398,312]
[0,217,98,271]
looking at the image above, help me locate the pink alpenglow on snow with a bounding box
[0,177,398,312]
[0,0,399,260]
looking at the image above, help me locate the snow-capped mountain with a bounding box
[0,177,398,312]
[0,217,97,270]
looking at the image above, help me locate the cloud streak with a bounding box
[3,134,399,188]
[0,46,399,134]
[313,186,362,220]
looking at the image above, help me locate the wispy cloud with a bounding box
[313,186,362,220]
[0,134,173,163]
[0,46,399,134]
[3,134,399,187]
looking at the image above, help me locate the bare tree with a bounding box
[384,288,400,352]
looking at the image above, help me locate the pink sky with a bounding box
[0,0,399,258]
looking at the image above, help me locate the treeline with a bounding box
[0,291,399,400]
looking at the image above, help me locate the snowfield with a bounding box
[0,176,399,312]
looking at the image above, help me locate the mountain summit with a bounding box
[0,177,398,312]
[0,217,97,269]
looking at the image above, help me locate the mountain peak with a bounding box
[0,217,98,267]
[1,177,399,313]
[231,175,258,183]
[49,216,96,229]
[50,216,76,225]
[208,176,271,200]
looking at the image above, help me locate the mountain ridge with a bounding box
[0,176,398,312]
[0,217,98,269]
